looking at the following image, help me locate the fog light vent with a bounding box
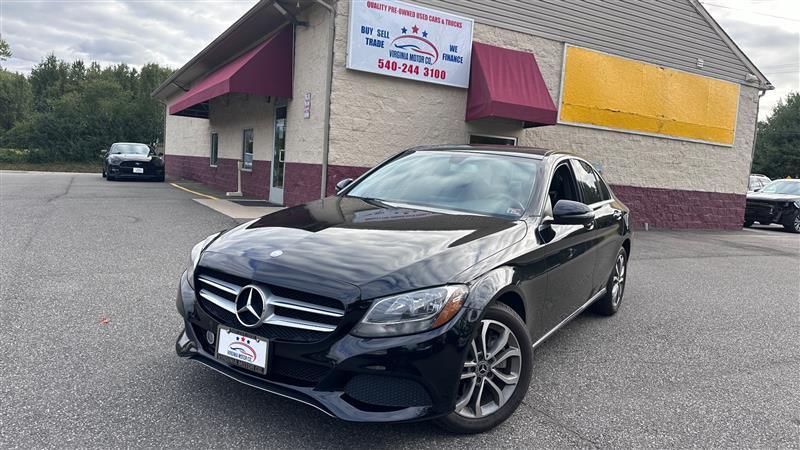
[344,374,432,408]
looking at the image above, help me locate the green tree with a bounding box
[2,53,172,162]
[753,92,800,178]
[0,69,32,132]
[0,38,11,63]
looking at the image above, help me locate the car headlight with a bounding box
[794,201,800,209]
[186,233,221,289]
[351,285,469,337]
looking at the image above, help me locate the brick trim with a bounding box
[610,184,745,230]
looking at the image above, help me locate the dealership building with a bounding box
[152,0,772,229]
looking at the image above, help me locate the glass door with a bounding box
[269,105,287,204]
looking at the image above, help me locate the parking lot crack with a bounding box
[521,399,600,448]
[46,175,75,203]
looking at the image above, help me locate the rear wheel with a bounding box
[743,220,753,228]
[434,302,532,434]
[782,209,800,233]
[591,247,628,316]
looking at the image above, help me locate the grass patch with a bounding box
[0,161,101,173]
[0,148,101,173]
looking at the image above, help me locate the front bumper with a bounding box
[174,272,478,422]
[108,164,164,179]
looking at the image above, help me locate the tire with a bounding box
[156,175,165,182]
[782,209,800,233]
[591,247,628,316]
[102,169,106,178]
[743,220,753,228]
[434,302,533,434]
[106,173,114,181]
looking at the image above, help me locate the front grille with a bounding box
[195,268,345,343]
[746,201,776,217]
[119,161,152,168]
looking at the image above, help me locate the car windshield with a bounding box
[760,180,800,195]
[346,150,540,218]
[111,143,150,155]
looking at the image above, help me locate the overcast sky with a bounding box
[1,0,798,120]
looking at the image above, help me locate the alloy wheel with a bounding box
[794,214,800,232]
[455,320,522,419]
[611,253,626,307]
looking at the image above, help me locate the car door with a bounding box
[534,160,597,332]
[570,159,625,293]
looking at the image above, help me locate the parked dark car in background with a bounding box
[174,145,632,433]
[748,174,771,192]
[744,179,800,233]
[102,142,165,181]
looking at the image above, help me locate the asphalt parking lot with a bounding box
[1,171,798,448]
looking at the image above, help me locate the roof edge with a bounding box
[689,0,774,90]
[152,0,277,100]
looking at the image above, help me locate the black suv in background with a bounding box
[174,145,632,433]
[744,179,800,233]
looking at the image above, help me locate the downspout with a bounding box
[316,0,336,198]
[749,89,766,179]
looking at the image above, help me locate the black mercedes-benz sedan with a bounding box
[744,179,800,233]
[102,142,165,181]
[174,145,632,433]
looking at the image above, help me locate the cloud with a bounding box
[701,0,800,120]
[1,0,255,72]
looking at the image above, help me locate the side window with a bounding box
[242,128,254,170]
[595,170,612,200]
[547,162,580,210]
[571,160,605,205]
[210,132,219,166]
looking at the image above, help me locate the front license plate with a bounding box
[216,326,268,374]
[132,167,144,174]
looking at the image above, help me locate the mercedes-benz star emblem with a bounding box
[234,285,269,328]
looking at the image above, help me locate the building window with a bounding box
[242,128,254,170]
[469,134,517,145]
[210,133,219,166]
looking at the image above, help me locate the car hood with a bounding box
[747,192,800,202]
[201,196,527,301]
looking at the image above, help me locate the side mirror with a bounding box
[753,188,760,192]
[157,152,164,157]
[100,149,108,155]
[552,199,595,225]
[335,178,354,193]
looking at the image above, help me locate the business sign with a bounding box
[346,0,474,88]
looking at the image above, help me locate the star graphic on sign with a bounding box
[422,30,428,38]
[411,24,419,34]
[401,26,407,34]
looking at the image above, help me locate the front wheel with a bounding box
[591,247,628,316]
[782,209,800,233]
[434,302,533,434]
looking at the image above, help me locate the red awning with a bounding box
[168,26,293,118]
[466,42,557,128]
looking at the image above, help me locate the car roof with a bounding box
[111,142,149,146]
[406,144,572,159]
